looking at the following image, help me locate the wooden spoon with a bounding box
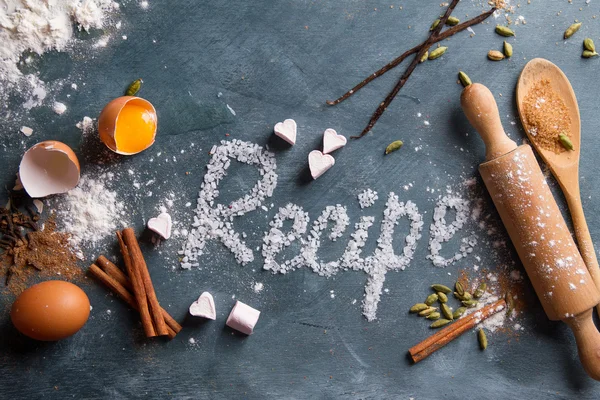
[516,58,600,316]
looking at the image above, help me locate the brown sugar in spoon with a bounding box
[516,58,600,316]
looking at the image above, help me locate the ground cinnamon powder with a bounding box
[1,216,82,296]
[522,79,572,154]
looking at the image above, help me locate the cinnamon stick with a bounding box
[88,264,177,339]
[326,8,496,106]
[122,228,169,336]
[408,299,506,363]
[96,255,132,291]
[353,0,460,139]
[96,255,182,334]
[117,231,156,337]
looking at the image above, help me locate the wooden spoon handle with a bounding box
[563,184,600,317]
[565,309,600,380]
[460,83,517,161]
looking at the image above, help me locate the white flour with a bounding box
[0,0,119,105]
[52,171,127,253]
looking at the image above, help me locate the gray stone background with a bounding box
[1,0,599,398]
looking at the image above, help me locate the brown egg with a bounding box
[11,281,90,341]
[19,141,80,198]
[98,96,157,155]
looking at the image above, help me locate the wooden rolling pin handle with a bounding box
[565,309,600,381]
[460,83,517,161]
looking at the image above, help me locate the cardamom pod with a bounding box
[495,25,515,37]
[457,291,472,301]
[559,133,574,151]
[505,292,515,316]
[503,41,513,58]
[455,282,465,297]
[458,71,472,87]
[462,300,478,308]
[420,51,429,63]
[488,50,505,61]
[473,282,487,299]
[410,303,429,313]
[564,22,582,39]
[478,328,488,350]
[430,319,451,329]
[446,16,460,26]
[453,306,467,319]
[431,284,452,294]
[426,312,441,320]
[428,46,448,60]
[441,303,454,320]
[125,78,143,96]
[430,19,440,31]
[385,140,404,154]
[582,50,599,58]
[584,38,596,52]
[419,307,438,317]
[425,293,439,306]
[438,292,448,303]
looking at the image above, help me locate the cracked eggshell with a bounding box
[98,96,157,155]
[19,141,80,198]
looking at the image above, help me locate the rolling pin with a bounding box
[461,83,600,380]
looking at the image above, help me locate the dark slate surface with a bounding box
[1,1,600,398]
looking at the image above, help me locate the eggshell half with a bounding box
[98,96,157,155]
[19,141,80,198]
[11,281,90,341]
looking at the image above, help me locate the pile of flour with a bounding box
[0,0,119,106]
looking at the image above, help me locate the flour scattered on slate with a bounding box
[52,171,127,255]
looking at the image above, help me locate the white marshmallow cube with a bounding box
[226,300,260,335]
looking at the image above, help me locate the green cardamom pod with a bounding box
[505,292,515,316]
[462,299,478,308]
[125,78,143,96]
[441,303,454,320]
[564,22,582,39]
[430,319,451,329]
[503,41,513,58]
[431,284,452,294]
[430,19,440,31]
[584,38,596,52]
[582,50,599,58]
[425,293,439,306]
[446,16,460,26]
[409,303,429,313]
[420,51,429,63]
[437,292,448,303]
[559,133,574,151]
[495,25,515,37]
[419,307,438,317]
[428,46,448,60]
[458,71,472,87]
[455,282,465,297]
[478,328,488,350]
[458,292,472,301]
[488,50,505,61]
[426,312,441,320]
[453,306,467,319]
[385,140,404,154]
[473,282,487,299]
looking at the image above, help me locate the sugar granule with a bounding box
[358,189,378,208]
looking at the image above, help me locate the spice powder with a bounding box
[522,79,572,154]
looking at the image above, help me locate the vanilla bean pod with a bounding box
[351,0,460,138]
[326,8,495,106]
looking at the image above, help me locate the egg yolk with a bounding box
[114,103,156,154]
